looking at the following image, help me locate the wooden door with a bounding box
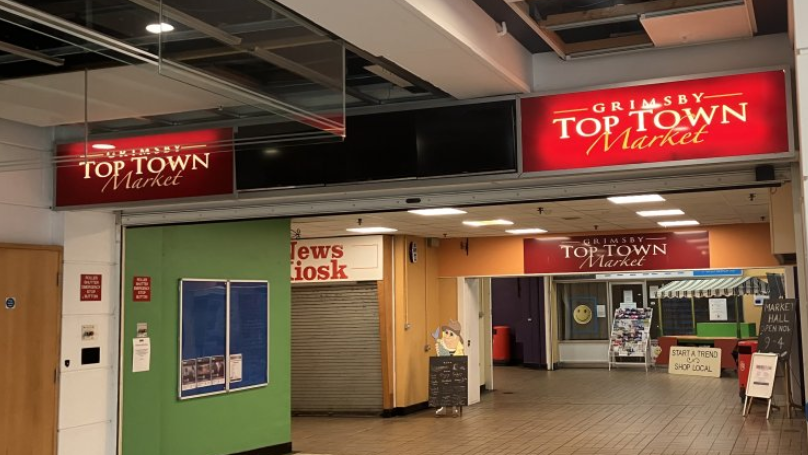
[0,245,62,455]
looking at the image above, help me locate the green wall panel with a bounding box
[122,219,291,455]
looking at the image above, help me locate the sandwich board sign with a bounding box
[742,352,779,419]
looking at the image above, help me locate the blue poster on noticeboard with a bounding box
[229,281,269,390]
[180,280,227,398]
[179,279,269,400]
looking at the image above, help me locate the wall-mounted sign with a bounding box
[133,276,152,302]
[55,128,234,207]
[82,324,96,341]
[524,231,710,274]
[709,298,728,321]
[291,235,384,283]
[4,297,15,309]
[409,241,418,263]
[80,274,102,301]
[521,70,790,173]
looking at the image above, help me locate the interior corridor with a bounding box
[292,366,807,455]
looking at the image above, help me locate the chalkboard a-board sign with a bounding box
[429,356,468,407]
[757,298,796,356]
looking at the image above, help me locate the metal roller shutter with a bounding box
[291,282,383,415]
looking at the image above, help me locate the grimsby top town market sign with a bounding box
[55,128,234,207]
[521,70,791,172]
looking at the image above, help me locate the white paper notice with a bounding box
[596,305,606,318]
[133,337,151,373]
[649,285,659,299]
[620,302,637,310]
[709,298,728,321]
[623,290,634,303]
[229,353,243,383]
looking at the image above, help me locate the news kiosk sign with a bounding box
[55,128,234,207]
[521,70,791,173]
[291,235,384,283]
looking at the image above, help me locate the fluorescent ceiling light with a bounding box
[506,228,548,235]
[658,220,700,227]
[463,219,514,227]
[608,194,665,204]
[637,209,685,217]
[673,230,708,235]
[346,227,397,234]
[408,208,467,216]
[91,143,115,150]
[537,236,570,242]
[146,23,174,34]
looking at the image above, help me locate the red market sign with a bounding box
[80,274,102,301]
[56,128,234,207]
[133,276,151,302]
[521,71,790,172]
[524,232,709,274]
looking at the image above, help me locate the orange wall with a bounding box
[438,223,778,277]
[438,236,524,277]
[708,224,779,268]
[393,236,449,408]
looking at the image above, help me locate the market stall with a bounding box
[652,276,770,369]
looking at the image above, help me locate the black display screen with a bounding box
[235,100,516,190]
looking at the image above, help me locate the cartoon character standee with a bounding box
[432,319,464,417]
[433,320,465,357]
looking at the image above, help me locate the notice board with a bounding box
[428,356,468,407]
[757,298,796,356]
[179,279,269,399]
[229,281,269,391]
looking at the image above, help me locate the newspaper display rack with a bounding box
[608,307,654,371]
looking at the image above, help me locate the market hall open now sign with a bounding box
[524,232,710,274]
[521,70,790,172]
[55,128,234,207]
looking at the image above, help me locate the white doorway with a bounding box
[459,277,482,405]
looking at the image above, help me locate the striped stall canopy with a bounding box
[653,276,770,299]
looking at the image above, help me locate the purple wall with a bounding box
[491,277,546,367]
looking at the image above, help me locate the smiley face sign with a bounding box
[573,304,593,325]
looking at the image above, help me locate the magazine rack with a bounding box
[608,307,654,371]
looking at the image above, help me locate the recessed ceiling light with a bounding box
[506,228,548,235]
[408,208,467,216]
[463,219,514,227]
[658,220,700,227]
[346,227,397,234]
[608,194,665,204]
[146,23,175,34]
[637,209,685,217]
[91,143,115,150]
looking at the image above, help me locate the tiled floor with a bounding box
[292,366,807,455]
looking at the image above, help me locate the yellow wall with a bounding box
[438,223,778,277]
[742,268,785,334]
[438,278,458,324]
[377,237,395,410]
[392,236,454,408]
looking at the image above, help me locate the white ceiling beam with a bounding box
[276,0,533,98]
